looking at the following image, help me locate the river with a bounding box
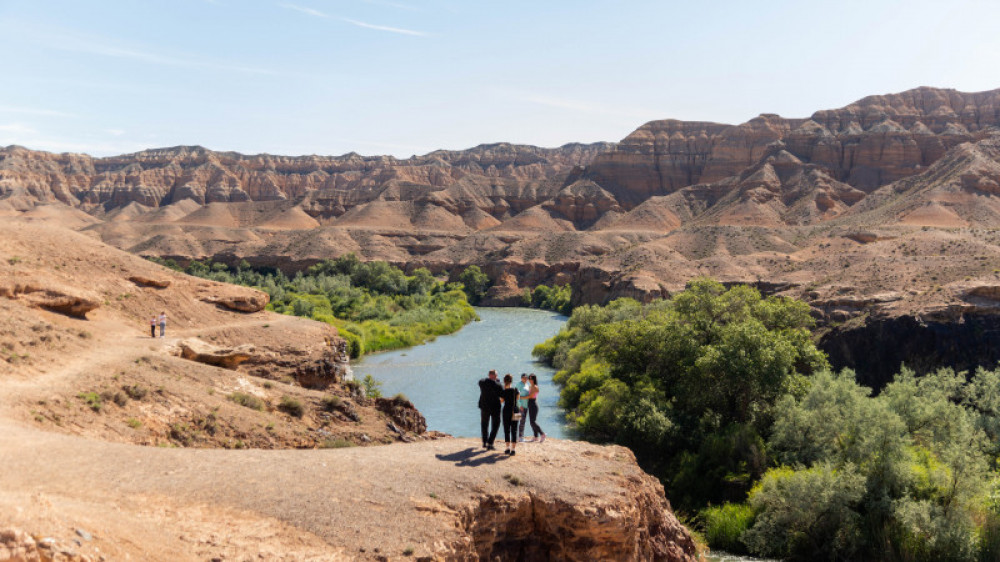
[354,307,571,439]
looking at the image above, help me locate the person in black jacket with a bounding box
[478,369,503,450]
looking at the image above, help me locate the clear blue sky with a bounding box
[1,0,998,158]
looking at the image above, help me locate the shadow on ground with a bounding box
[435,447,510,467]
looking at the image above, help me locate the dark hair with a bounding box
[503,373,513,384]
[488,369,498,376]
[520,373,528,378]
[529,374,538,384]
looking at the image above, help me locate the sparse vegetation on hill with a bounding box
[534,278,1000,561]
[151,255,477,357]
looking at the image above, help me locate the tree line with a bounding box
[533,278,1000,561]
[150,257,573,356]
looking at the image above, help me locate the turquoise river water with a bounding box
[354,307,571,440]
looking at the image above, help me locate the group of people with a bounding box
[149,312,167,338]
[477,369,546,455]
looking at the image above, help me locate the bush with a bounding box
[123,384,148,400]
[320,395,343,412]
[320,438,354,448]
[362,374,383,399]
[77,391,102,412]
[278,396,305,418]
[743,464,866,560]
[701,502,754,554]
[228,391,264,411]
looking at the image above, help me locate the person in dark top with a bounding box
[500,373,520,456]
[477,369,503,450]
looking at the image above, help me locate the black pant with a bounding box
[480,408,500,446]
[150,325,156,337]
[528,399,544,437]
[502,410,518,443]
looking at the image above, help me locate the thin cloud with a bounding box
[341,17,426,36]
[363,0,420,12]
[278,3,330,18]
[513,92,654,119]
[4,21,278,76]
[0,105,77,118]
[279,3,426,36]
[0,124,37,134]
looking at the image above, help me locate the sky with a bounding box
[1,0,999,158]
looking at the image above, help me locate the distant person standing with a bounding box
[526,374,546,442]
[515,373,530,442]
[150,316,157,338]
[477,369,503,450]
[501,374,520,456]
[158,311,167,338]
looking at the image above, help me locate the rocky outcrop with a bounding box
[198,287,269,313]
[128,275,171,288]
[0,281,100,319]
[0,527,95,562]
[177,338,255,369]
[374,396,427,436]
[457,446,697,561]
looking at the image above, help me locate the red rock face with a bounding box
[0,142,614,217]
[585,87,1000,205]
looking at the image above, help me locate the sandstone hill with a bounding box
[6,86,1000,382]
[0,218,697,561]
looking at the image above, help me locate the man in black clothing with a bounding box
[478,369,503,450]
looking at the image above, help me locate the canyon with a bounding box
[5,84,1000,560]
[0,220,697,561]
[6,86,1000,379]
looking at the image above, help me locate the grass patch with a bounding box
[503,474,523,487]
[228,391,264,411]
[320,438,354,448]
[77,391,102,412]
[126,418,142,429]
[700,502,754,554]
[320,395,342,412]
[123,384,148,400]
[278,396,305,418]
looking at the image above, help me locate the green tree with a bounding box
[458,265,490,305]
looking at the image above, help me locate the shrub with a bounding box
[362,374,383,399]
[503,474,523,486]
[122,384,148,400]
[77,391,102,412]
[278,396,305,418]
[320,395,342,412]
[228,392,264,411]
[743,464,865,560]
[320,438,354,448]
[701,503,754,554]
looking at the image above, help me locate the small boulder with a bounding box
[178,338,255,370]
[129,275,171,288]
